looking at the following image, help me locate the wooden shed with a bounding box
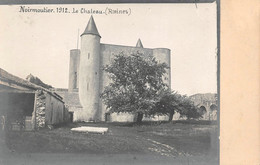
[0,68,69,131]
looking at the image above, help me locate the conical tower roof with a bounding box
[81,16,101,37]
[136,39,143,48]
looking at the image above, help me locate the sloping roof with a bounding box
[0,68,39,90]
[136,39,144,48]
[26,74,53,89]
[0,68,63,101]
[81,15,101,37]
[55,89,82,107]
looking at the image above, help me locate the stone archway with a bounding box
[210,104,217,111]
[189,93,218,120]
[199,106,207,119]
[210,104,217,120]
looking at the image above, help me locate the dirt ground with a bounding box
[0,121,218,165]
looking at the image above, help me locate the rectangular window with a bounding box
[74,72,77,89]
[88,53,90,59]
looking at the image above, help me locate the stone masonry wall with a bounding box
[35,90,46,129]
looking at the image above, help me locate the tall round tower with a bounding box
[79,16,101,121]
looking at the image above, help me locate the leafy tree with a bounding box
[151,90,181,121]
[152,90,202,121]
[177,96,202,120]
[101,52,169,123]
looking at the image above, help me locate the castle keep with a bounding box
[68,16,171,122]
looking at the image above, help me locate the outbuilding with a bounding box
[0,68,70,131]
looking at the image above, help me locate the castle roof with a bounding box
[136,39,143,48]
[81,15,101,37]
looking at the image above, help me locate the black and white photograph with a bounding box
[0,2,219,165]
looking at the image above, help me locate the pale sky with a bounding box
[0,3,217,96]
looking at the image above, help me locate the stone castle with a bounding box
[68,16,171,122]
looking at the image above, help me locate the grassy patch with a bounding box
[0,121,218,159]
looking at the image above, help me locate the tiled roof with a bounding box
[55,90,82,107]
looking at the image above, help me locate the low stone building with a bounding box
[0,68,70,131]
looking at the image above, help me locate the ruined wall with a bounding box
[190,93,217,106]
[189,93,218,120]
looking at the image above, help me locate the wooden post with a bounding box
[32,92,37,130]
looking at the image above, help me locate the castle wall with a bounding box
[109,113,135,122]
[143,115,169,121]
[99,44,153,121]
[79,34,101,121]
[68,49,80,92]
[153,48,171,87]
[71,44,171,122]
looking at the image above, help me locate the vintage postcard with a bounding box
[0,2,222,165]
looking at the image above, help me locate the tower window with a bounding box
[87,82,89,91]
[74,72,77,89]
[88,53,90,59]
